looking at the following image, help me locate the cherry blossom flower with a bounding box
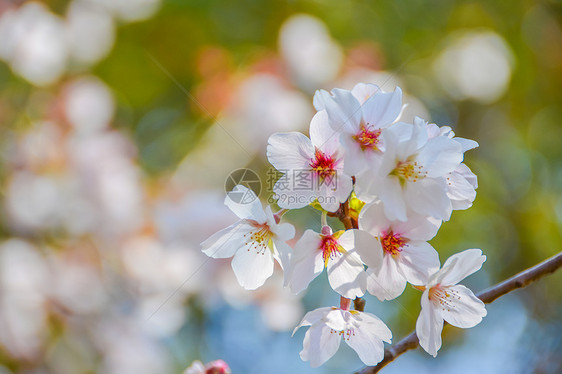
[293,305,392,367]
[447,163,478,210]
[287,226,373,299]
[201,185,295,290]
[267,110,353,212]
[415,249,487,357]
[357,201,441,301]
[426,122,479,210]
[184,359,231,374]
[356,117,463,222]
[313,83,403,175]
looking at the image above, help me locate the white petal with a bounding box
[455,137,479,152]
[392,212,442,242]
[327,230,366,298]
[356,311,393,343]
[437,125,453,137]
[288,230,324,294]
[376,127,400,173]
[385,121,415,145]
[379,176,407,222]
[264,204,276,224]
[416,290,444,357]
[351,83,381,105]
[341,134,372,176]
[366,255,407,301]
[292,307,333,335]
[309,110,340,155]
[201,221,250,259]
[417,136,463,178]
[447,165,477,211]
[358,201,391,236]
[447,172,476,209]
[300,323,341,367]
[267,132,314,171]
[316,173,353,212]
[405,178,452,221]
[354,133,396,202]
[346,311,392,365]
[327,249,366,298]
[313,88,361,133]
[271,221,296,242]
[231,243,274,290]
[361,87,402,128]
[397,242,440,285]
[225,185,266,221]
[334,173,354,201]
[353,229,383,272]
[317,194,342,213]
[272,240,292,286]
[426,123,442,138]
[353,169,378,203]
[312,89,328,111]
[323,309,349,331]
[455,163,478,189]
[346,326,386,366]
[436,248,486,286]
[395,119,428,159]
[437,285,487,328]
[184,360,205,373]
[334,229,354,250]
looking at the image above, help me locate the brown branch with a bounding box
[356,251,562,374]
[335,201,354,230]
[354,297,366,312]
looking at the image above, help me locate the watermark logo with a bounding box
[267,169,338,191]
[224,168,261,204]
[226,167,339,206]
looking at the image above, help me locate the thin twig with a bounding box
[356,251,562,374]
[353,297,366,312]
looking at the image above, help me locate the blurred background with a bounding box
[0,0,561,373]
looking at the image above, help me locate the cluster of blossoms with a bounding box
[202,83,487,366]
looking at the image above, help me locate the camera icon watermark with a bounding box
[224,168,261,204]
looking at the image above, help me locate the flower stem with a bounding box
[340,297,351,311]
[273,209,288,224]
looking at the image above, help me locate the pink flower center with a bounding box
[381,231,407,255]
[320,234,341,267]
[244,220,273,254]
[310,148,336,180]
[353,123,381,151]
